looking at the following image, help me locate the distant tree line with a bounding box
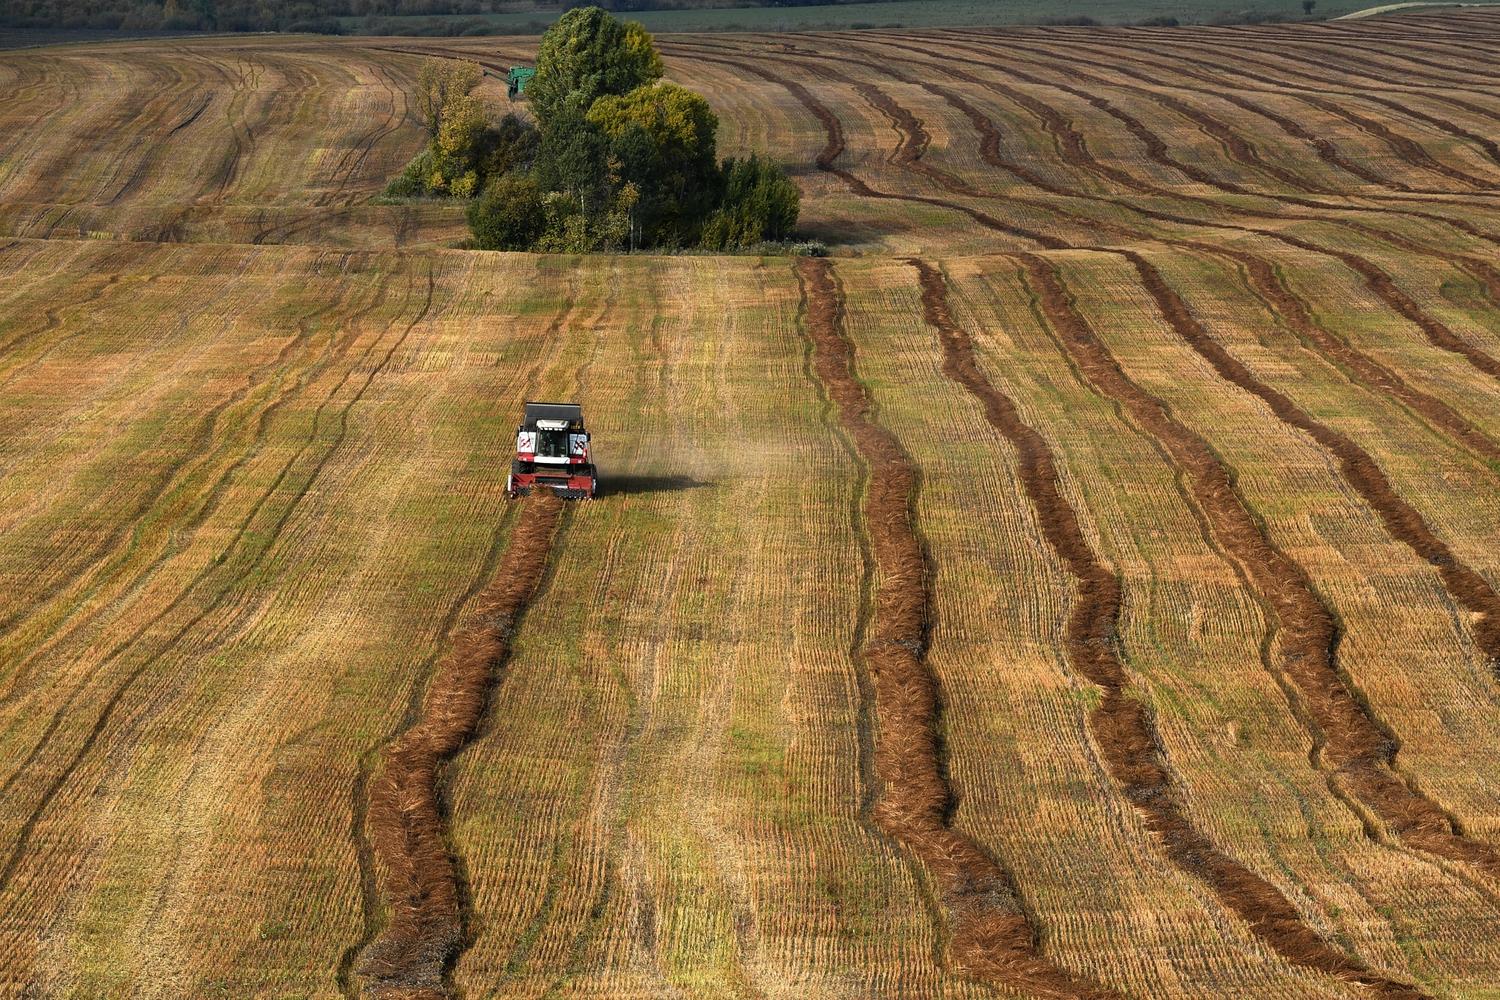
[388,7,801,253]
[1,0,926,33]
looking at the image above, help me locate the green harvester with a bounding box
[507,66,535,100]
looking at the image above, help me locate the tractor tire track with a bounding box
[0,260,406,751]
[355,492,566,997]
[796,257,1118,999]
[0,258,383,705]
[318,60,407,208]
[1120,250,1500,867]
[1016,253,1429,999]
[0,267,435,898]
[106,90,214,208]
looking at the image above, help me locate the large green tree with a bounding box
[527,5,664,123]
[586,81,720,247]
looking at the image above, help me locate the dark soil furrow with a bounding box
[0,256,381,702]
[355,492,565,997]
[318,60,408,207]
[1017,253,1429,1000]
[796,256,1115,999]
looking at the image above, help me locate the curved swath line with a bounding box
[696,34,1500,334]
[680,39,1500,392]
[355,494,566,995]
[859,30,1456,207]
[951,34,1495,196]
[1265,230,1500,383]
[1287,94,1497,190]
[796,258,1119,1000]
[1010,253,1429,1000]
[964,25,1489,95]
[337,273,575,999]
[336,507,518,1000]
[1137,28,1500,89]
[842,36,1500,311]
[849,34,1500,238]
[696,42,1500,886]
[1109,27,1500,91]
[837,38,1500,315]
[1102,27,1500,125]
[764,48,1500,672]
[1119,250,1500,858]
[0,260,387,706]
[1336,93,1500,170]
[932,30,1500,205]
[988,32,1500,184]
[836,32,1408,200]
[798,40,1500,456]
[0,268,436,897]
[1204,248,1500,467]
[662,49,1062,249]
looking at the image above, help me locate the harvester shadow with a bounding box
[601,474,713,496]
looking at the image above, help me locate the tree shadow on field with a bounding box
[601,474,713,496]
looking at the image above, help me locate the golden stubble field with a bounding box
[2,10,1500,999]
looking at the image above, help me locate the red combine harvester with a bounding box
[506,401,598,499]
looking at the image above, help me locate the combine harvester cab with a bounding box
[507,401,597,499]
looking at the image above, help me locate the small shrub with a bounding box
[700,154,800,250]
[789,240,828,257]
[468,174,546,250]
[384,147,437,198]
[1136,15,1180,26]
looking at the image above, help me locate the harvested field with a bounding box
[2,8,1500,999]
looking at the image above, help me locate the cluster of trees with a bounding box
[385,59,538,197]
[390,6,799,252]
